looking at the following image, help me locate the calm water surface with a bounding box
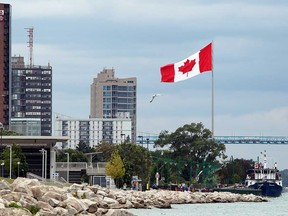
[128,192,288,216]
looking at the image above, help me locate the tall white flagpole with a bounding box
[211,41,214,139]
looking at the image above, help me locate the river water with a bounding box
[127,192,288,216]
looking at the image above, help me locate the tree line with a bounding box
[56,122,258,188]
[2,122,276,189]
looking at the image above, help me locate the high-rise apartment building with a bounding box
[11,56,52,136]
[0,3,11,128]
[55,115,132,149]
[90,69,137,143]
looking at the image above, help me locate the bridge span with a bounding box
[214,136,288,145]
[137,135,288,146]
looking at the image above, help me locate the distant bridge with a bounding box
[137,135,288,145]
[214,136,288,145]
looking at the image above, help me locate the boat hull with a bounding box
[248,182,282,197]
[213,187,262,196]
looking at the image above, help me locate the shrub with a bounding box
[28,205,40,215]
[8,202,20,208]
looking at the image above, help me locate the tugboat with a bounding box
[245,150,283,197]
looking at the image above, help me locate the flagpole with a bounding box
[211,41,214,139]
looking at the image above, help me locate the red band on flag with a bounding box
[160,64,175,82]
[199,43,212,73]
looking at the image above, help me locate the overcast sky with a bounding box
[4,0,288,168]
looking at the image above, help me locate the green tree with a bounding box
[76,141,92,153]
[218,158,254,185]
[94,142,116,162]
[105,150,125,188]
[2,130,21,136]
[117,142,152,187]
[155,122,226,163]
[56,149,88,162]
[154,122,226,183]
[1,143,28,177]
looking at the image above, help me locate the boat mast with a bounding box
[263,150,267,169]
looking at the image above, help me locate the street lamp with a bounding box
[146,138,150,150]
[121,133,125,143]
[17,161,20,177]
[1,162,4,177]
[0,122,3,161]
[39,148,47,180]
[44,149,47,180]
[6,145,12,179]
[65,152,69,183]
[138,136,143,148]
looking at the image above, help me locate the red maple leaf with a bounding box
[178,59,196,74]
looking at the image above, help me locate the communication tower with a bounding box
[25,27,33,67]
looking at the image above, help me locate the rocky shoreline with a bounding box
[0,178,267,216]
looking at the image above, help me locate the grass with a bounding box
[0,177,14,184]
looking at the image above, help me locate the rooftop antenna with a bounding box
[25,27,33,67]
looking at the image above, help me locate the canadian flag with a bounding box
[160,43,212,83]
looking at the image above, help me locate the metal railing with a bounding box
[86,162,107,175]
[55,162,107,175]
[56,162,87,171]
[26,172,69,187]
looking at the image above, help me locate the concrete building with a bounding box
[11,56,53,136]
[55,115,132,149]
[0,136,68,179]
[90,68,137,143]
[0,3,11,129]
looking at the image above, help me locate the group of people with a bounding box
[177,182,192,191]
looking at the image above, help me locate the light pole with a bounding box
[17,161,20,177]
[39,148,47,180]
[0,122,3,162]
[6,145,12,179]
[65,152,69,183]
[146,138,149,150]
[44,149,47,180]
[138,135,144,188]
[1,162,4,177]
[138,136,143,148]
[121,133,125,143]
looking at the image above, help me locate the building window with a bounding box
[103,91,111,96]
[103,104,111,109]
[103,86,111,90]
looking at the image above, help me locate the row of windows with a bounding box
[26,82,42,87]
[26,94,51,98]
[26,112,41,115]
[26,100,51,104]
[103,104,135,109]
[26,88,41,92]
[26,70,52,75]
[103,91,135,97]
[103,85,135,91]
[26,77,51,81]
[26,88,51,92]
[24,112,51,116]
[103,97,134,103]
[103,110,134,116]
